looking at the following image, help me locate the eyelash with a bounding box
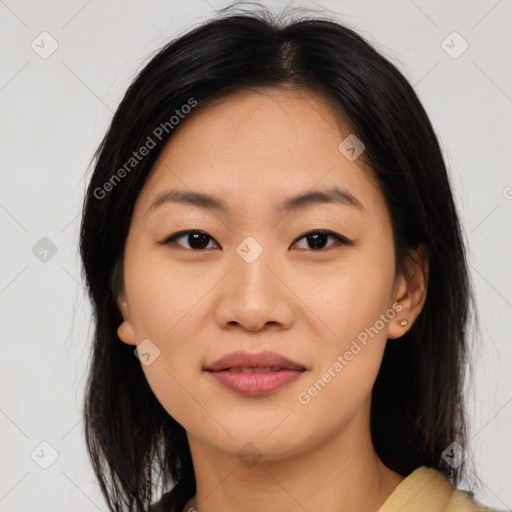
[159,229,353,252]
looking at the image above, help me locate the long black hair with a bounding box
[79,4,473,511]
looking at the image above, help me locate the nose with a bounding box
[214,246,295,332]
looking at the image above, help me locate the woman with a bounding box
[79,5,496,511]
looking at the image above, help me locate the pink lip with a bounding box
[204,350,307,396]
[205,350,306,372]
[208,369,304,396]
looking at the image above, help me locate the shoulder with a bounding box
[378,466,497,512]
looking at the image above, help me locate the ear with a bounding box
[388,245,429,340]
[116,295,137,346]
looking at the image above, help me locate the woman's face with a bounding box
[117,86,420,461]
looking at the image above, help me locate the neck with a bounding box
[183,403,404,512]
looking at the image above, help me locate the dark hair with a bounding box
[79,4,473,511]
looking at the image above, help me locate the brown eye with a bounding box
[159,229,352,252]
[160,230,219,250]
[292,230,351,251]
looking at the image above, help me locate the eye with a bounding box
[159,229,352,252]
[160,230,219,250]
[291,230,351,251]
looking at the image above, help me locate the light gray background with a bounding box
[1,0,511,510]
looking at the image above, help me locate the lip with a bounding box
[205,350,306,372]
[208,369,305,396]
[204,350,307,396]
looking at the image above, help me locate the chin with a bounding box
[188,419,318,463]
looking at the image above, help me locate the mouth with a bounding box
[205,350,307,372]
[206,368,306,396]
[204,351,307,396]
[213,367,304,373]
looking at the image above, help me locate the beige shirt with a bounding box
[378,466,497,512]
[150,466,498,512]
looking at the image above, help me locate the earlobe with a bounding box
[117,320,137,346]
[388,315,411,339]
[116,298,137,345]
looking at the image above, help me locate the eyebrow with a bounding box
[145,185,365,217]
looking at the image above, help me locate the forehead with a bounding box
[136,86,382,220]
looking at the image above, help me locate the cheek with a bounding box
[301,248,395,348]
[296,244,396,403]
[125,246,209,342]
[292,264,395,431]
[123,247,215,422]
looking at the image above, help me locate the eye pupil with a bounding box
[307,232,328,250]
[188,232,210,249]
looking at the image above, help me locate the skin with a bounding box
[116,86,428,512]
